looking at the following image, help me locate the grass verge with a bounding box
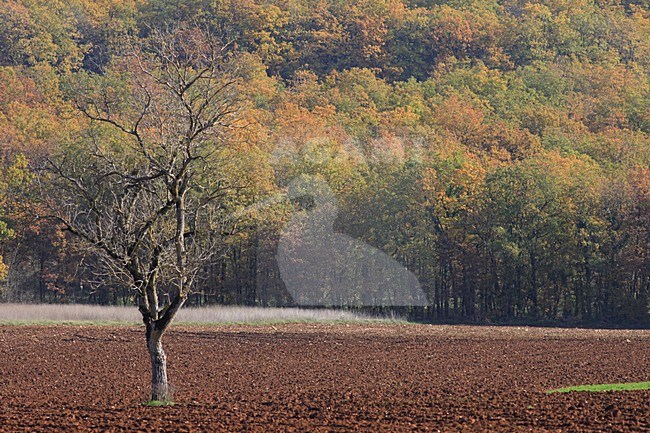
[0,303,393,325]
[547,381,650,394]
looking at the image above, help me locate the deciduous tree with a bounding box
[44,24,241,402]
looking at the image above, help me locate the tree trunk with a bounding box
[146,326,169,402]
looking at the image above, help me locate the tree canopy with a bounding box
[0,0,648,325]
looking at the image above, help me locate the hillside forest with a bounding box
[0,0,648,325]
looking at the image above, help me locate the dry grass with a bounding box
[0,303,372,325]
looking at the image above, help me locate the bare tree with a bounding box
[44,25,240,402]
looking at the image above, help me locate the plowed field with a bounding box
[0,324,648,432]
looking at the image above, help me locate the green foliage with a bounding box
[0,153,30,281]
[0,0,647,324]
[0,0,87,70]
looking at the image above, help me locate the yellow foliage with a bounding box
[0,256,7,281]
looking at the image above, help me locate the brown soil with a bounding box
[0,323,648,432]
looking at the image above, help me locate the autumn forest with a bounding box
[0,0,648,325]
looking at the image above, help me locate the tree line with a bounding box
[0,0,648,325]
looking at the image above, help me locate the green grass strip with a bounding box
[547,381,650,394]
[143,400,175,407]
